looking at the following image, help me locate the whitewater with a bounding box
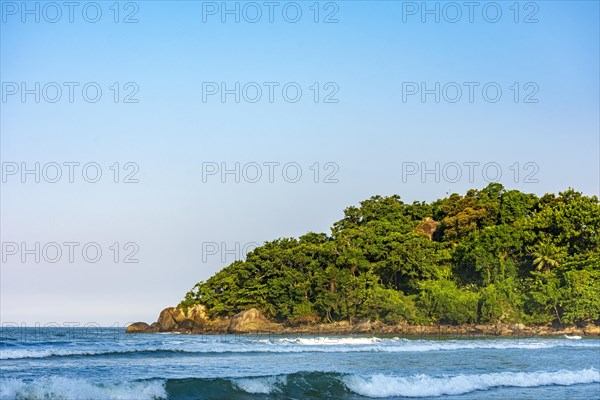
[1,328,599,399]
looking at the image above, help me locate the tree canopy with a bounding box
[180,184,600,326]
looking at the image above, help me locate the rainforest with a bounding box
[180,184,600,327]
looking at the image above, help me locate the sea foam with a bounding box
[0,377,167,400]
[277,336,382,345]
[1,337,598,359]
[342,368,600,398]
[232,375,287,394]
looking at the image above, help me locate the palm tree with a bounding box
[532,241,560,273]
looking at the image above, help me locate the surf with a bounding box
[2,336,598,360]
[2,369,598,400]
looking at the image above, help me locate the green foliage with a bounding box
[417,279,479,325]
[561,269,600,324]
[182,185,599,326]
[478,280,522,323]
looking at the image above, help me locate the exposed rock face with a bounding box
[158,307,186,331]
[125,322,149,333]
[351,321,372,333]
[204,318,231,333]
[145,322,160,333]
[127,303,600,336]
[186,304,208,325]
[229,308,279,333]
[511,323,526,331]
[176,319,196,333]
[415,217,439,240]
[583,325,600,336]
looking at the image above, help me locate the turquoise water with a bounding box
[1,328,599,399]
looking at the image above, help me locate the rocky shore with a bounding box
[126,305,600,337]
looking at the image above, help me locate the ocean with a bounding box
[0,327,598,399]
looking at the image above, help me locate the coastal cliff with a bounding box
[126,305,600,336]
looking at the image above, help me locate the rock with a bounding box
[288,314,319,327]
[145,322,160,333]
[176,319,196,332]
[351,321,372,333]
[537,326,552,336]
[500,328,513,336]
[229,308,278,333]
[186,304,208,325]
[206,318,231,333]
[511,323,526,331]
[415,217,439,240]
[371,321,385,331]
[583,325,600,336]
[158,307,186,331]
[125,322,149,333]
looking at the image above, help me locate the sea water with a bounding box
[1,327,599,399]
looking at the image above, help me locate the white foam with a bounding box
[278,337,383,345]
[2,337,598,359]
[232,375,286,394]
[0,377,167,400]
[343,368,600,398]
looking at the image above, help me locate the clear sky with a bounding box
[1,0,599,325]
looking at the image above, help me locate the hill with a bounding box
[178,184,600,327]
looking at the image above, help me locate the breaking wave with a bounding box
[2,369,598,399]
[2,336,597,360]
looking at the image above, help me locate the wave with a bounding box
[342,368,600,398]
[2,369,598,399]
[276,336,383,345]
[0,377,166,400]
[231,375,287,394]
[2,337,598,360]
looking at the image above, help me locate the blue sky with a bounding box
[1,1,599,324]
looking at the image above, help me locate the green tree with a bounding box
[531,241,561,273]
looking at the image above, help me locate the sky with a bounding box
[1,0,599,325]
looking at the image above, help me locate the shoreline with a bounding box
[126,306,600,337]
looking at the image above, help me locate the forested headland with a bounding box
[179,184,599,327]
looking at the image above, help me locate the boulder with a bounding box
[206,317,231,333]
[125,322,149,333]
[158,307,186,331]
[145,322,160,333]
[351,321,372,333]
[229,308,277,333]
[583,324,600,336]
[371,320,385,332]
[511,323,526,331]
[499,328,514,336]
[415,217,439,240]
[176,319,196,333]
[186,304,208,325]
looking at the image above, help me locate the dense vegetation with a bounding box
[180,184,600,326]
